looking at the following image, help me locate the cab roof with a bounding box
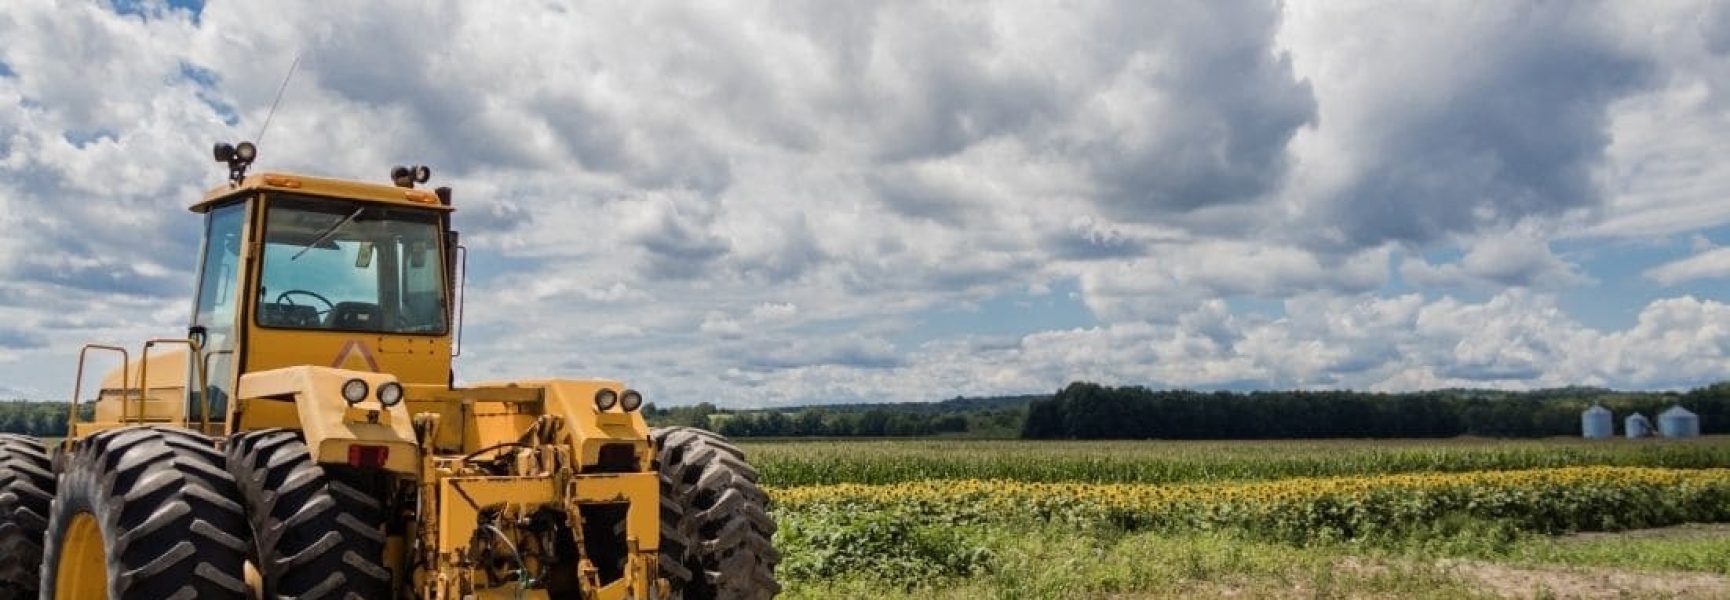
[192,171,455,214]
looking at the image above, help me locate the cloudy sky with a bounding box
[2,0,1729,407]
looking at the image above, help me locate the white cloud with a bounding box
[1279,1,1649,246]
[699,311,744,339]
[750,302,799,321]
[1077,243,1389,322]
[1584,1,1730,238]
[0,1,1728,407]
[1401,227,1591,290]
[1645,247,1730,286]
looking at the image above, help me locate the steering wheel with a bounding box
[276,289,336,318]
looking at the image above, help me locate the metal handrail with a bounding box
[71,345,129,429]
[137,338,205,427]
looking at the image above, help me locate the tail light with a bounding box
[348,444,390,468]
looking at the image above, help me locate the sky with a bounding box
[1,0,1729,408]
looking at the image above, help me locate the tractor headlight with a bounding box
[341,378,369,405]
[377,381,404,407]
[594,388,619,411]
[620,389,643,412]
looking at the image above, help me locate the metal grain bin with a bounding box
[1625,413,1652,439]
[1658,405,1701,438]
[1582,404,1613,439]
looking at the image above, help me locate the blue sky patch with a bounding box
[177,61,238,125]
[1555,229,1730,331]
[200,94,239,127]
[1378,249,1413,296]
[178,61,218,88]
[903,280,1097,347]
[110,0,204,22]
[1224,295,1286,320]
[63,129,119,149]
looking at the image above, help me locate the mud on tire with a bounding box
[40,426,249,599]
[0,434,52,599]
[651,426,779,600]
[227,428,391,600]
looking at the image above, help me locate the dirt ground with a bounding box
[1435,559,1728,599]
[1343,524,1730,599]
[1555,522,1730,545]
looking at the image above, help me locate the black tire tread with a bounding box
[227,428,390,600]
[651,426,779,600]
[40,426,249,599]
[0,434,52,599]
[657,472,694,586]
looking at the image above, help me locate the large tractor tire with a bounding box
[226,429,391,600]
[0,434,52,599]
[40,426,249,600]
[651,426,779,600]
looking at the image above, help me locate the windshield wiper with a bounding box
[291,207,364,261]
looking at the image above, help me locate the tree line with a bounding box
[6,381,1724,441]
[1021,382,1730,439]
[642,399,1027,438]
[0,401,75,437]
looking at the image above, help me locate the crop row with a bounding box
[741,438,1730,487]
[768,467,1730,540]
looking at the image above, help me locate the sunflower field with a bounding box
[755,438,1730,595]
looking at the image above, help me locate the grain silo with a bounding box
[1625,413,1652,439]
[1658,406,1701,438]
[1581,404,1613,439]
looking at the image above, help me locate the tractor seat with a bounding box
[328,302,384,331]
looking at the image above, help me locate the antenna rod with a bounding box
[255,53,301,147]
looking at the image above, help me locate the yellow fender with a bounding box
[473,378,655,469]
[235,366,419,474]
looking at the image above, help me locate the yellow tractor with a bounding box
[0,142,778,599]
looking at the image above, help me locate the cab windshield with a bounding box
[257,194,447,334]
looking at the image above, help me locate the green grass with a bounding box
[777,520,1492,600]
[1447,525,1730,576]
[776,513,1730,599]
[740,437,1730,487]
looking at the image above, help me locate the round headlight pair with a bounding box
[341,378,404,407]
[594,388,644,412]
[342,379,369,405]
[377,382,404,407]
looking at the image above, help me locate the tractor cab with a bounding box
[183,145,458,432]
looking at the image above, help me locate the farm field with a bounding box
[742,437,1730,599]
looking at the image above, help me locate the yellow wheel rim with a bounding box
[54,512,106,600]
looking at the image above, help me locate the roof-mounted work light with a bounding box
[213,140,258,184]
[392,165,432,188]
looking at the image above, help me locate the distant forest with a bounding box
[0,382,1723,440]
[1020,382,1730,439]
[648,382,1730,440]
[643,396,1036,439]
[0,402,76,437]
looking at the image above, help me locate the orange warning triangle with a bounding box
[331,340,380,372]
